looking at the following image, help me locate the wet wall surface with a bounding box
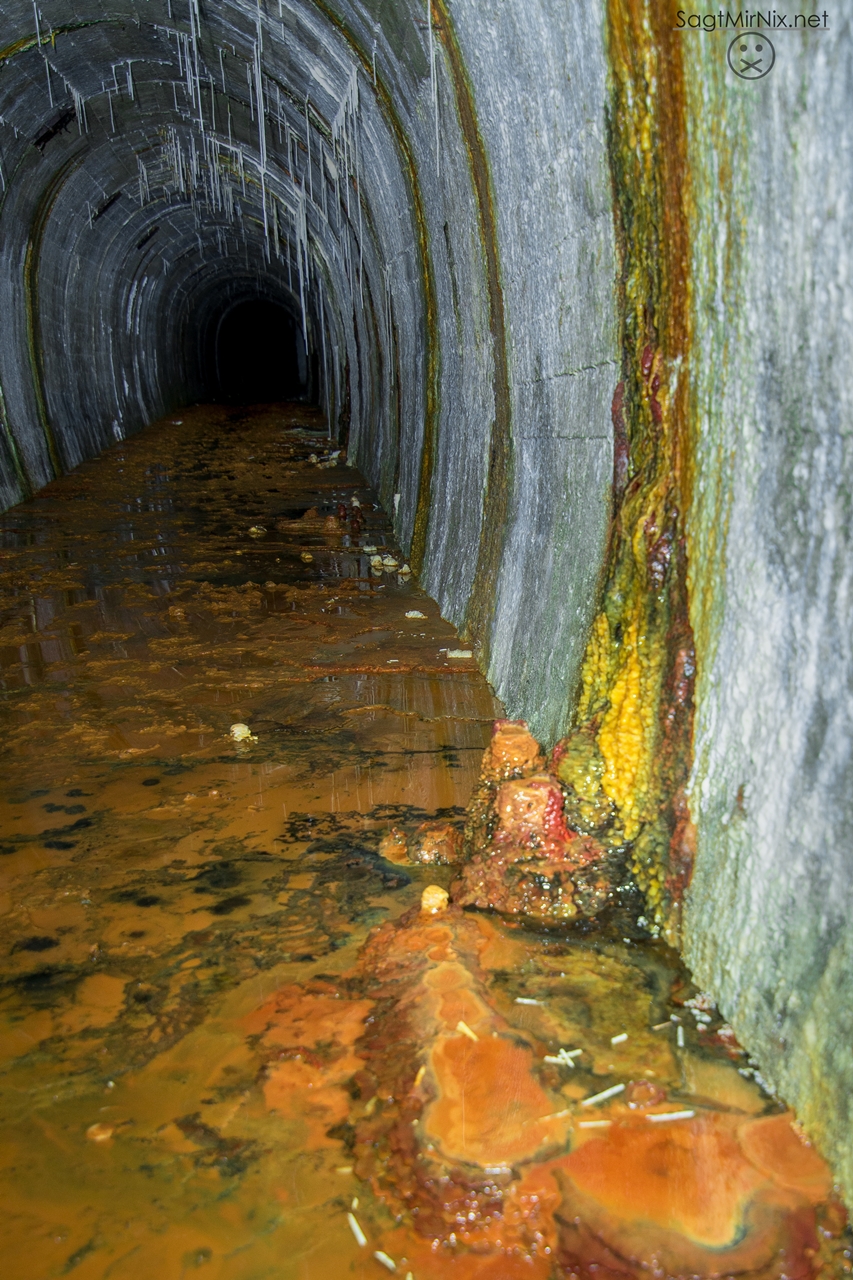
[679,16,853,1201]
[0,405,849,1279]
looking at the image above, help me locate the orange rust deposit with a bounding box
[554,1113,831,1276]
[408,819,463,864]
[423,1033,570,1166]
[481,719,547,780]
[239,888,846,1276]
[0,404,847,1278]
[560,1117,765,1249]
[737,1113,834,1201]
[452,728,613,923]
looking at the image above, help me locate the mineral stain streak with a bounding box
[556,0,697,945]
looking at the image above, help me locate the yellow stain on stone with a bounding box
[564,0,695,932]
[597,620,646,839]
[578,613,610,724]
[578,602,667,844]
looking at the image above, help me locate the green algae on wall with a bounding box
[679,21,853,1210]
[555,0,696,945]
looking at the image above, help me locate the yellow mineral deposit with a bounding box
[420,884,449,914]
[229,722,257,743]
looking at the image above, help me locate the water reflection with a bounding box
[0,405,848,1278]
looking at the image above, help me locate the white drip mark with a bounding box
[426,0,439,173]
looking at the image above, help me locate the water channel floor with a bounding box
[0,405,848,1278]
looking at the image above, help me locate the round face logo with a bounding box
[727,34,776,79]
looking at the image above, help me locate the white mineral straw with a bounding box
[347,1212,367,1247]
[580,1082,625,1107]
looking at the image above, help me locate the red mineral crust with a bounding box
[408,819,463,864]
[247,892,843,1277]
[553,1111,831,1278]
[243,716,845,1276]
[453,721,612,921]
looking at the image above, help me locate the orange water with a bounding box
[0,405,848,1278]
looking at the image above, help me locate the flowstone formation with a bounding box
[317,717,847,1273]
[381,720,622,924]
[453,721,616,923]
[250,876,847,1276]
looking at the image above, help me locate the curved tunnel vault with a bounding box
[0,0,617,750]
[0,0,432,524]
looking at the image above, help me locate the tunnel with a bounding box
[0,0,851,1271]
[210,298,307,402]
